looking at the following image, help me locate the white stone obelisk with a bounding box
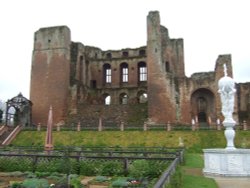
[218,64,236,150]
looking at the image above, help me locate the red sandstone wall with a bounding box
[30,26,71,125]
[147,11,176,124]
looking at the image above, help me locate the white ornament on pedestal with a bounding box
[218,64,236,149]
[203,64,250,177]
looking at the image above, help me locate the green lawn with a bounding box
[11,130,250,153]
[10,130,250,188]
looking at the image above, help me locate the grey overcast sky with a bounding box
[0,0,249,101]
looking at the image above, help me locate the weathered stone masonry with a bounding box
[30,11,250,126]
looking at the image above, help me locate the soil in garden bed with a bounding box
[0,176,25,188]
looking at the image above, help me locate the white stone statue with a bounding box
[218,64,236,122]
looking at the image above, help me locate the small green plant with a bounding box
[22,178,49,188]
[70,175,83,188]
[128,160,149,179]
[111,178,129,187]
[94,176,109,182]
[11,182,23,188]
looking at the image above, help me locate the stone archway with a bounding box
[191,88,215,127]
[5,93,32,126]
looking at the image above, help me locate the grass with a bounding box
[183,175,217,188]
[182,153,218,188]
[10,130,250,188]
[11,130,250,153]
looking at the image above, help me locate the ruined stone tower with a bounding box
[30,11,249,127]
[30,26,71,124]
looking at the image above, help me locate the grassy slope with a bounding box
[11,130,250,188]
[11,130,250,153]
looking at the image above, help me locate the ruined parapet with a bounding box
[215,54,233,81]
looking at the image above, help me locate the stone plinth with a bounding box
[203,149,250,176]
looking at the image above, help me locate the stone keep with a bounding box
[30,11,250,126]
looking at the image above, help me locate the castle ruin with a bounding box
[30,11,250,127]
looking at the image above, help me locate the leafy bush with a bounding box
[0,157,33,172]
[101,161,123,176]
[70,176,83,188]
[79,160,99,176]
[128,160,149,178]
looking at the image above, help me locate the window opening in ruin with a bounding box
[138,62,147,81]
[104,95,111,105]
[122,51,129,57]
[165,61,170,72]
[90,80,96,89]
[121,63,128,83]
[85,60,89,85]
[120,93,128,104]
[79,56,83,82]
[139,49,146,56]
[103,64,111,83]
[106,53,112,59]
[7,107,15,126]
[138,91,148,103]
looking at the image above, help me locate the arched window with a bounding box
[120,63,128,83]
[120,93,128,104]
[103,94,111,105]
[138,91,148,103]
[138,62,147,81]
[103,64,111,84]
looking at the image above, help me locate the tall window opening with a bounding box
[90,80,96,89]
[103,94,111,105]
[138,62,147,81]
[120,63,128,83]
[138,91,148,103]
[79,56,83,82]
[165,61,170,72]
[103,64,111,84]
[85,60,89,86]
[139,49,146,56]
[120,93,128,104]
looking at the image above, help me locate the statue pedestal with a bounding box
[203,149,250,176]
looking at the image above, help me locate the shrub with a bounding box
[0,157,33,172]
[128,160,149,178]
[101,161,123,176]
[79,160,98,176]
